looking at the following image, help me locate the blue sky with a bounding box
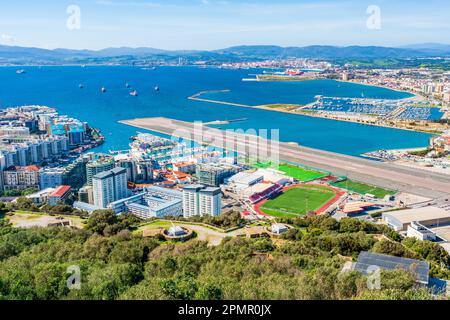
[0,0,449,50]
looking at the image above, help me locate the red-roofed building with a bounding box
[25,165,41,172]
[159,170,192,184]
[48,185,72,205]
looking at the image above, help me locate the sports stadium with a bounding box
[255,184,345,218]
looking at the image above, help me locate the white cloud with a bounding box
[0,33,15,45]
[96,0,163,8]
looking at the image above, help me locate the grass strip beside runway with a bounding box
[332,179,396,198]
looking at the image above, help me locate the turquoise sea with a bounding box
[0,66,432,156]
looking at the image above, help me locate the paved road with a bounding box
[144,221,245,246]
[120,117,450,199]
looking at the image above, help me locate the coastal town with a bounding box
[1,51,450,302]
[187,60,450,177]
[223,58,450,128]
[2,0,450,306]
[0,99,449,249]
[4,0,450,310]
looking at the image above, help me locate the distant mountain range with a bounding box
[214,45,439,59]
[1,43,449,65]
[399,43,450,56]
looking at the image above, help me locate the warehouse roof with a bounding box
[227,171,263,185]
[383,207,450,224]
[255,168,291,184]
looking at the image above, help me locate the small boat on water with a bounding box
[154,86,160,92]
[130,90,138,96]
[16,69,26,74]
[79,84,84,89]
[101,87,107,93]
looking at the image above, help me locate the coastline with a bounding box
[238,74,423,102]
[188,89,440,135]
[336,79,427,102]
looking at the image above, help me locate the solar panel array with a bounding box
[354,251,430,284]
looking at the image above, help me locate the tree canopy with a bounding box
[0,213,447,300]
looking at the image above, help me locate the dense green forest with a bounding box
[0,210,449,300]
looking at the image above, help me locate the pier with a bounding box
[204,118,248,125]
[119,117,450,199]
[188,90,251,108]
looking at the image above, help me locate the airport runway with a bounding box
[120,117,450,199]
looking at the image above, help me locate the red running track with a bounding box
[253,184,345,217]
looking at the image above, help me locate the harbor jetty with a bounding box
[188,90,251,108]
[204,118,248,125]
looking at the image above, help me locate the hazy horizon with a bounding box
[2,42,450,52]
[0,0,449,51]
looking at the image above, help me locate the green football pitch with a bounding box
[261,185,336,218]
[332,179,395,198]
[254,162,328,182]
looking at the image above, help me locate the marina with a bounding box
[307,96,444,120]
[111,132,225,166]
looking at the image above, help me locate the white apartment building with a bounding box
[183,185,203,218]
[0,126,30,137]
[183,184,221,218]
[0,136,69,168]
[199,187,221,217]
[2,165,40,190]
[109,186,183,219]
[93,167,128,208]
